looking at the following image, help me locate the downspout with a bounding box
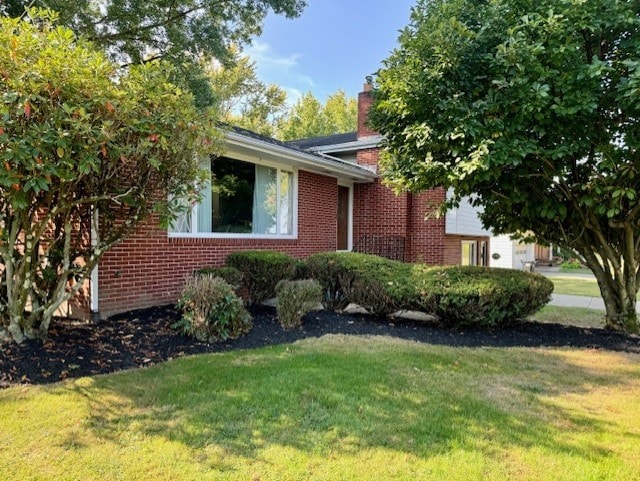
[90,208,100,322]
[406,193,413,262]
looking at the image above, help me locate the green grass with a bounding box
[549,275,601,297]
[2,336,640,480]
[530,305,606,329]
[559,267,593,275]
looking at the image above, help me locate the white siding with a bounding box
[512,242,536,269]
[490,234,514,269]
[489,234,537,269]
[445,193,491,236]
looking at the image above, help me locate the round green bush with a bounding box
[275,279,323,329]
[411,266,554,327]
[226,250,295,305]
[174,275,252,342]
[195,266,243,289]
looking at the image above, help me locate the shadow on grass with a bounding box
[59,335,640,469]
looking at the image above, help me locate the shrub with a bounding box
[411,266,554,327]
[307,252,553,325]
[560,258,584,269]
[306,252,351,310]
[293,259,310,280]
[306,252,412,315]
[174,275,252,342]
[338,255,413,317]
[195,266,243,289]
[275,279,323,329]
[226,250,295,305]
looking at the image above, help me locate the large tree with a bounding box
[208,52,288,137]
[0,11,217,343]
[278,90,357,140]
[370,0,640,332]
[3,0,306,108]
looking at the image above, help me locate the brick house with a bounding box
[292,84,491,267]
[90,85,490,319]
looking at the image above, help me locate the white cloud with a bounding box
[283,87,303,105]
[245,41,316,105]
[246,41,300,70]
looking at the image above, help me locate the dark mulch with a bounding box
[1,305,639,388]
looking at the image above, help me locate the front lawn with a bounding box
[549,275,601,297]
[530,306,606,329]
[2,336,639,480]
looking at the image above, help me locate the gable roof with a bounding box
[222,125,376,183]
[287,131,382,154]
[288,132,358,150]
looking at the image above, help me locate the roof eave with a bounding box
[224,130,377,183]
[308,135,383,154]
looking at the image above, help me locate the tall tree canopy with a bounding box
[0,11,217,343]
[371,0,640,333]
[208,52,288,137]
[3,0,306,108]
[279,90,357,140]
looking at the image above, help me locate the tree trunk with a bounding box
[581,240,639,334]
[598,279,638,333]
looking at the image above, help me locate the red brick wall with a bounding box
[408,189,447,264]
[352,145,449,265]
[97,170,339,318]
[357,88,377,139]
[353,147,409,258]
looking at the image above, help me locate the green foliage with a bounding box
[412,266,554,327]
[226,250,295,304]
[208,51,288,137]
[371,0,640,332]
[336,255,413,317]
[175,275,252,342]
[305,252,353,310]
[306,252,412,315]
[0,11,217,343]
[560,259,584,270]
[4,1,307,108]
[278,90,358,141]
[195,266,244,290]
[293,259,310,280]
[306,252,552,324]
[275,279,322,329]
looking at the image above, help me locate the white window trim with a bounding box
[168,158,299,240]
[336,181,353,252]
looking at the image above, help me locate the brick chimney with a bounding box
[357,81,378,139]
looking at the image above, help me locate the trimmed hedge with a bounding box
[226,250,295,305]
[306,252,553,325]
[306,252,413,315]
[410,265,554,327]
[195,266,243,290]
[305,252,351,310]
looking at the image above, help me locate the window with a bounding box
[461,240,477,266]
[170,156,295,237]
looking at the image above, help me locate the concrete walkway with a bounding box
[540,269,640,312]
[549,293,640,312]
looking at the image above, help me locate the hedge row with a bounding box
[305,252,553,327]
[194,250,553,328]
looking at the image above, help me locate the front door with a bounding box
[337,185,350,250]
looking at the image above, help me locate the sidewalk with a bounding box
[549,293,640,312]
[550,293,605,310]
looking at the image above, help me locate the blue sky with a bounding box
[247,0,416,104]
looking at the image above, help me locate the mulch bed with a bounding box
[1,305,639,388]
